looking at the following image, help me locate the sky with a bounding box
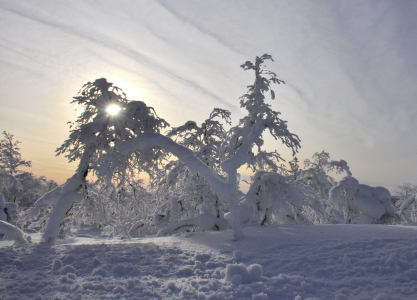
[0,0,416,192]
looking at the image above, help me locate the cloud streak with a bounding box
[0,0,416,190]
[0,1,233,109]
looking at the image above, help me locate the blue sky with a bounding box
[0,0,416,191]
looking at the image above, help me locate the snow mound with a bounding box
[330,177,397,223]
[0,220,29,245]
[224,263,264,285]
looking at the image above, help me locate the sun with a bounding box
[106,104,121,115]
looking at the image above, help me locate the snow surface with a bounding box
[1,224,417,299]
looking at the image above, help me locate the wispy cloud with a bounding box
[0,0,416,188]
[0,1,234,109]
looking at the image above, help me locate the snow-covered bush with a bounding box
[329,177,398,224]
[0,172,57,211]
[68,180,153,238]
[241,171,326,226]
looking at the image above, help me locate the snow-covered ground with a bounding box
[1,224,417,300]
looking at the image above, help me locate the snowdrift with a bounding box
[1,224,416,299]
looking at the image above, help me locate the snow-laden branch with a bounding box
[119,134,230,199]
[112,133,244,240]
[156,213,228,237]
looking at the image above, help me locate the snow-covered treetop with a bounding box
[240,54,284,104]
[56,78,169,185]
[304,150,352,177]
[167,108,231,172]
[328,160,352,177]
[221,54,301,174]
[304,151,331,171]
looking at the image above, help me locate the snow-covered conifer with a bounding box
[219,54,301,239]
[221,54,300,174]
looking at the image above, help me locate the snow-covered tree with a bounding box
[168,108,231,171]
[0,131,32,176]
[56,78,169,185]
[145,109,231,231]
[2,172,57,209]
[221,55,300,174]
[395,183,417,222]
[0,131,31,207]
[298,150,351,199]
[303,150,332,171]
[30,78,169,243]
[394,183,417,204]
[0,132,57,225]
[216,54,301,238]
[287,156,301,180]
[0,192,23,245]
[329,177,398,224]
[297,168,333,200]
[298,151,335,199]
